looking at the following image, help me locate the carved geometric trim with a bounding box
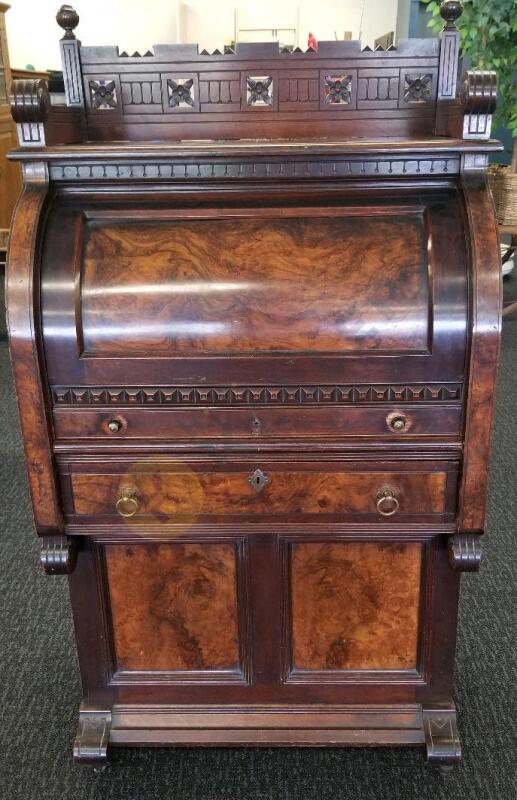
[49,156,461,182]
[52,383,463,408]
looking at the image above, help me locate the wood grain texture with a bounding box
[52,405,463,442]
[5,173,64,533]
[105,542,240,672]
[81,214,429,355]
[40,191,468,390]
[69,467,449,519]
[458,170,502,532]
[291,542,422,670]
[4,3,502,764]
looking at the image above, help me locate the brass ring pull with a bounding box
[376,487,399,516]
[116,485,139,518]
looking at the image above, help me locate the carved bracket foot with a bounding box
[423,706,462,768]
[40,535,78,575]
[73,708,112,764]
[448,534,482,572]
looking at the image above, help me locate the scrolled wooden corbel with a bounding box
[461,70,497,140]
[10,78,51,147]
[40,535,78,575]
[448,533,482,572]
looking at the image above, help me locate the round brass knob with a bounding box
[388,414,407,432]
[376,487,399,516]
[116,486,139,518]
[107,419,122,433]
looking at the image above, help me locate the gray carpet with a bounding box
[0,276,516,800]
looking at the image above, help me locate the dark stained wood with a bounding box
[458,170,502,533]
[52,405,463,442]
[448,533,482,571]
[5,2,503,768]
[5,172,64,533]
[290,542,422,671]
[40,535,77,574]
[105,542,240,673]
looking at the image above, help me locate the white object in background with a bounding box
[501,243,515,277]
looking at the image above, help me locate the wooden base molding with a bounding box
[72,703,460,765]
[39,535,77,575]
[448,534,482,571]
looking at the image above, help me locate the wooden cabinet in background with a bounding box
[0,3,21,233]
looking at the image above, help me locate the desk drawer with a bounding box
[61,459,458,524]
[53,405,462,442]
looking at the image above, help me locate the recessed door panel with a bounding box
[289,541,422,675]
[104,540,249,682]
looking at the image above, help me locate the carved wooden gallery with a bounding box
[6,1,501,769]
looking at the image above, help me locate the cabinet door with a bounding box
[286,540,423,679]
[71,532,456,705]
[101,538,252,684]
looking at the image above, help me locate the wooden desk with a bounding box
[5,1,502,772]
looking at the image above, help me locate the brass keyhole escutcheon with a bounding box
[247,468,271,494]
[376,486,400,516]
[116,485,139,517]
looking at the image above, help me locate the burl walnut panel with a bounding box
[291,541,422,671]
[70,468,449,519]
[104,542,240,672]
[81,213,429,356]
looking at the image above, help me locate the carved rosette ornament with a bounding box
[404,74,433,103]
[247,76,273,106]
[89,80,117,110]
[324,75,352,104]
[167,78,195,108]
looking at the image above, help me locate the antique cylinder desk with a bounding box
[6,3,502,768]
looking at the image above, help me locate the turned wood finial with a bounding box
[56,4,79,39]
[440,1,463,28]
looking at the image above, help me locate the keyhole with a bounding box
[252,416,262,435]
[247,468,271,493]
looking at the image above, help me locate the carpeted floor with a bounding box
[0,276,516,800]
